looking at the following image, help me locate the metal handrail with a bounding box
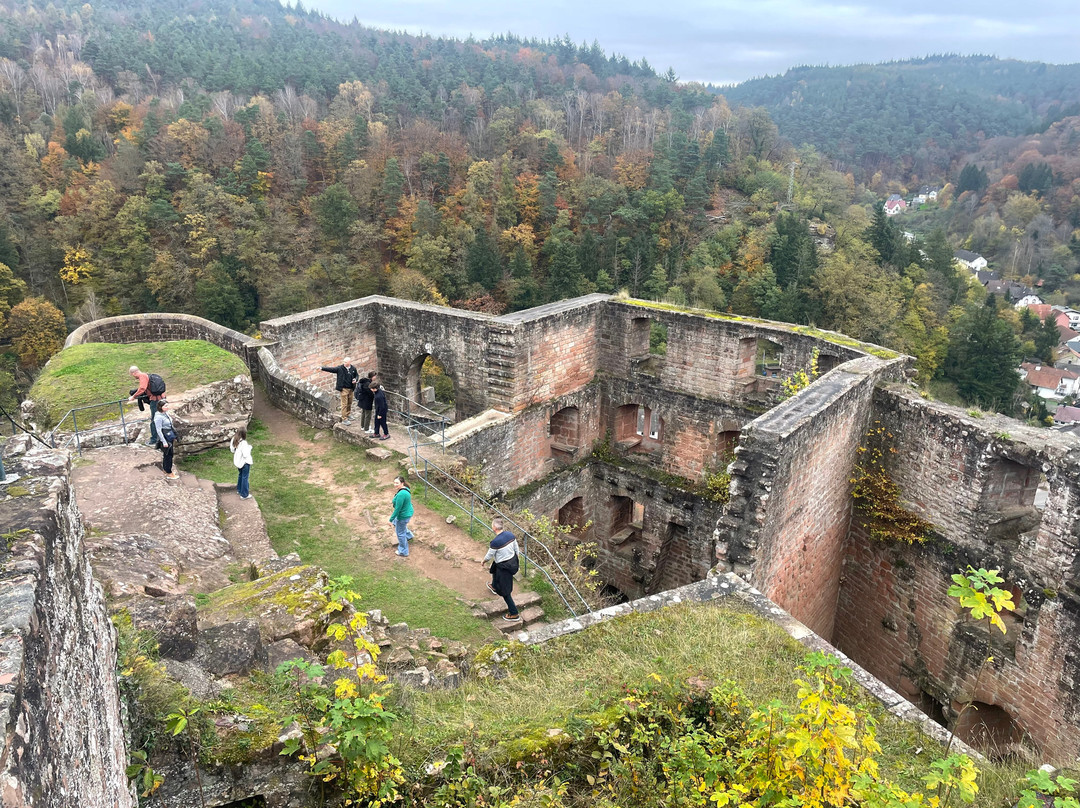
[48,398,133,454]
[406,428,593,618]
[385,390,451,448]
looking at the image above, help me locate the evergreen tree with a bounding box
[946,296,1022,412]
[867,205,901,266]
[467,228,501,289]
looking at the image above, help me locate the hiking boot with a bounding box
[502,613,521,622]
[486,582,498,597]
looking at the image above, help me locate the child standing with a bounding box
[231,428,253,499]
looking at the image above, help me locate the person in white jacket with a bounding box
[231,428,254,499]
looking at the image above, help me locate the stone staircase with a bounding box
[472,589,545,633]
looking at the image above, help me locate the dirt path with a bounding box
[252,388,493,602]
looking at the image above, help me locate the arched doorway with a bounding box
[405,351,458,421]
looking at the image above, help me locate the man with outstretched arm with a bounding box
[316,357,359,422]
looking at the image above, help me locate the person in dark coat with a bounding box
[372,383,389,440]
[354,371,378,434]
[316,358,359,421]
[482,518,520,622]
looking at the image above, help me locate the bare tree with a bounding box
[0,58,27,119]
[211,91,243,121]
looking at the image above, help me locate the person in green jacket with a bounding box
[388,475,415,557]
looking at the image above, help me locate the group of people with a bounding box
[318,359,390,440]
[127,363,521,623]
[126,365,254,498]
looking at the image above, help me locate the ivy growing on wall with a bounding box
[850,422,935,544]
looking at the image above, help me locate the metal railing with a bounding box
[0,402,53,482]
[406,435,593,618]
[384,390,451,450]
[48,399,134,454]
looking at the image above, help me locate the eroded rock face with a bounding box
[128,595,199,661]
[74,445,243,597]
[198,619,267,677]
[0,443,134,807]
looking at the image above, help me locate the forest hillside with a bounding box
[0,0,1078,420]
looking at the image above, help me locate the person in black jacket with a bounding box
[372,383,389,440]
[316,357,359,421]
[354,371,378,434]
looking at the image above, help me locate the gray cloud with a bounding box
[295,0,1079,84]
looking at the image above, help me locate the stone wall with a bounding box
[450,385,603,494]
[0,441,133,807]
[258,297,380,401]
[603,377,753,482]
[257,347,337,429]
[718,357,908,638]
[506,460,723,599]
[832,387,1080,758]
[497,296,607,411]
[65,313,263,374]
[599,302,862,405]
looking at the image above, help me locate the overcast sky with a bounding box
[294,0,1078,85]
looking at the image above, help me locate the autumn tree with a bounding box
[6,297,65,369]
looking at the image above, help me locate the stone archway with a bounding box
[405,348,459,421]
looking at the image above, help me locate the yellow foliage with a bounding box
[61,245,96,284]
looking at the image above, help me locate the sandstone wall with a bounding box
[832,387,1080,758]
[506,461,723,599]
[0,442,133,807]
[718,357,907,638]
[599,302,862,404]
[65,313,262,373]
[450,385,603,494]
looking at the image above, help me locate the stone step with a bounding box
[494,605,544,632]
[476,589,542,618]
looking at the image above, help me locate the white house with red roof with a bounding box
[1020,362,1080,400]
[883,194,907,216]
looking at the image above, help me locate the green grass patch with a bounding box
[392,603,1028,806]
[181,420,496,645]
[30,340,248,427]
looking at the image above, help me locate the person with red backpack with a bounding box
[128,365,167,446]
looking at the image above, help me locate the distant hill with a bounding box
[721,56,1080,181]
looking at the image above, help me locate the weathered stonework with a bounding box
[0,440,133,808]
[64,295,1080,759]
[43,375,254,456]
[505,460,724,599]
[719,356,908,638]
[832,387,1080,759]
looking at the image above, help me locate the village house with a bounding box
[1020,362,1080,400]
[954,249,988,271]
[1053,404,1080,425]
[883,193,907,216]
